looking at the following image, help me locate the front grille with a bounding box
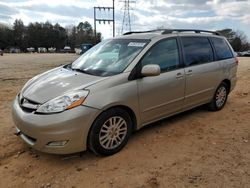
[20,131,37,145]
[22,132,37,143]
[18,94,40,113]
[20,106,36,113]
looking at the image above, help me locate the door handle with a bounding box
[176,72,184,79]
[186,70,193,75]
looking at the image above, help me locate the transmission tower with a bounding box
[120,0,135,34]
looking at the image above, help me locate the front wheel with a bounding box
[208,82,229,111]
[88,108,132,156]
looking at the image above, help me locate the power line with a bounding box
[94,0,115,42]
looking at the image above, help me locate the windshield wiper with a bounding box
[71,67,96,76]
[71,68,87,73]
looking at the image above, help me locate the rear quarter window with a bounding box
[211,37,233,60]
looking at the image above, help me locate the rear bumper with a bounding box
[12,96,99,154]
[230,76,237,92]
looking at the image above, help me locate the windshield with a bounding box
[70,39,150,76]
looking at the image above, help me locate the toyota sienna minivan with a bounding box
[12,29,238,155]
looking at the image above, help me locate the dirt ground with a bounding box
[0,54,249,188]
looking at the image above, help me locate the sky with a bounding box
[0,0,250,39]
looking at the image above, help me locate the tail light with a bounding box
[235,56,239,65]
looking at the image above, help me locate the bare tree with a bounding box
[217,29,249,51]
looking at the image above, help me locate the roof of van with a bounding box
[115,29,222,40]
[116,33,161,40]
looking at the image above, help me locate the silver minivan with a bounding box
[12,29,238,155]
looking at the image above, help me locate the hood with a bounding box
[22,67,108,103]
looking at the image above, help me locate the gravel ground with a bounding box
[0,54,249,188]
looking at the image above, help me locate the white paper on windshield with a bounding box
[128,42,146,47]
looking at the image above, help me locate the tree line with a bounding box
[217,29,249,52]
[0,19,249,52]
[0,19,102,52]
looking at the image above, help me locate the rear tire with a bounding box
[88,108,132,156]
[208,82,229,111]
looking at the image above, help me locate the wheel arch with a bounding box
[221,79,231,92]
[100,105,138,132]
[86,105,138,150]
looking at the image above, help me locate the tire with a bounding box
[88,108,132,156]
[208,82,229,111]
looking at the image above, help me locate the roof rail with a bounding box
[162,29,220,35]
[123,29,220,36]
[123,29,165,35]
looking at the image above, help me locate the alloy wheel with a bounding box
[215,86,227,108]
[99,116,128,150]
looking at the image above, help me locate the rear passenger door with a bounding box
[137,38,185,124]
[181,36,221,109]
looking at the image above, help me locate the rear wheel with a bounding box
[208,82,229,111]
[88,108,132,156]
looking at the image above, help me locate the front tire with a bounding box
[208,82,229,111]
[88,108,132,156]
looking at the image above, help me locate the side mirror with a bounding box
[141,64,161,77]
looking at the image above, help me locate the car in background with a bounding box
[48,47,56,53]
[61,46,71,53]
[242,51,250,56]
[74,44,93,55]
[75,48,82,55]
[38,47,47,53]
[10,47,21,53]
[236,52,242,56]
[80,43,93,54]
[27,47,35,53]
[237,51,250,57]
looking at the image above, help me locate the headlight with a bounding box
[36,90,89,114]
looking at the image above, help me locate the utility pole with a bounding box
[120,0,135,34]
[113,0,115,37]
[94,0,115,43]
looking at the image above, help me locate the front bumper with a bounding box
[12,96,100,154]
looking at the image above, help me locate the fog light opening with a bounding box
[47,140,68,147]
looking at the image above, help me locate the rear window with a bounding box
[182,37,214,66]
[211,37,233,60]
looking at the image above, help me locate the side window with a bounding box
[211,37,233,60]
[141,38,180,73]
[182,37,214,66]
